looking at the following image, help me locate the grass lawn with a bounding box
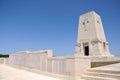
[91,61,120,68]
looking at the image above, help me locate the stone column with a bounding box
[81,42,84,56]
[89,41,92,56]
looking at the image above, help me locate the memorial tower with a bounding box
[75,11,112,57]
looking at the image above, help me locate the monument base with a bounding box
[74,53,120,62]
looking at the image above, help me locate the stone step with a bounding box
[81,75,118,80]
[80,63,120,80]
[84,71,120,79]
[87,69,120,74]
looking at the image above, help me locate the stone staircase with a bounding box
[80,68,120,80]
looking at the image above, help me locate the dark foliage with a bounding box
[0,54,9,58]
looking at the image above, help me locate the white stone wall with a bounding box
[47,57,66,75]
[0,58,5,64]
[5,50,67,75]
[66,57,90,80]
[5,50,51,71]
[5,50,90,80]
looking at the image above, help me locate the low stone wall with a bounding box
[5,50,90,80]
[47,57,66,75]
[0,58,5,64]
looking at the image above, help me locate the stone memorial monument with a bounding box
[75,11,113,57]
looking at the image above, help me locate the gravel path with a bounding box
[0,64,61,80]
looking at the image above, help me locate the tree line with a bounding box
[0,54,9,58]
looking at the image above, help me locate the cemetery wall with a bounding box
[0,58,4,64]
[5,50,90,80]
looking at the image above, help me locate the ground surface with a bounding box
[0,64,61,80]
[0,63,120,80]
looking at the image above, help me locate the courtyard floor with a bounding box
[0,64,61,80]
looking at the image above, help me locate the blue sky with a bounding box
[0,0,120,56]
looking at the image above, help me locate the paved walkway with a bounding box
[0,64,61,80]
[93,63,120,71]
